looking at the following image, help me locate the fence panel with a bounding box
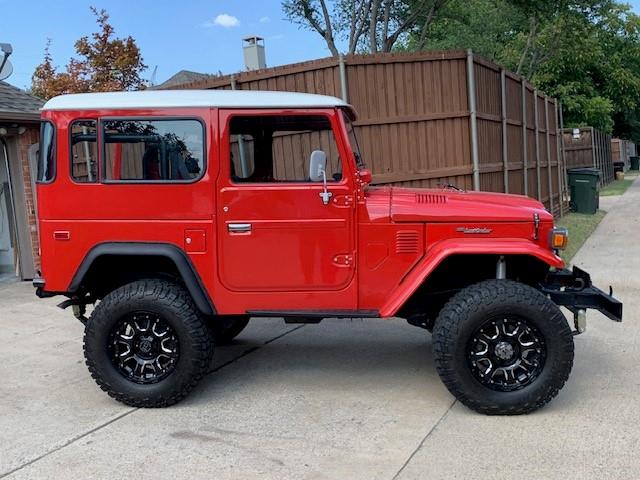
[562,128,614,186]
[166,50,569,213]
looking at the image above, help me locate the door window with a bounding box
[229,115,342,183]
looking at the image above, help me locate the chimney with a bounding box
[243,36,266,71]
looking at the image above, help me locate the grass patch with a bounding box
[556,210,607,263]
[600,178,635,196]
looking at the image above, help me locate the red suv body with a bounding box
[34,90,621,413]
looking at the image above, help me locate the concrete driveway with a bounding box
[1,179,638,480]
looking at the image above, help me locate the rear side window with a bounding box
[70,120,97,183]
[37,121,55,183]
[103,119,205,182]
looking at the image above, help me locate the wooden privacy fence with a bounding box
[562,128,614,185]
[165,50,568,215]
[611,137,637,171]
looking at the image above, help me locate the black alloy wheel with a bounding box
[109,312,180,384]
[467,316,546,392]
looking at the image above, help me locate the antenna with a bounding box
[0,43,13,81]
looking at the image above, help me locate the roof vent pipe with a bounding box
[243,36,266,71]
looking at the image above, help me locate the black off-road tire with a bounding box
[211,315,251,345]
[84,279,213,407]
[432,279,574,415]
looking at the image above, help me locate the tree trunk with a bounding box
[517,16,537,76]
[370,0,381,53]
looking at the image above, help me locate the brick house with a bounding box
[0,81,43,281]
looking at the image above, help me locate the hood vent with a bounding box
[415,193,447,204]
[396,230,420,254]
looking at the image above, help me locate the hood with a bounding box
[366,187,553,223]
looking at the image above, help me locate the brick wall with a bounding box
[16,125,40,271]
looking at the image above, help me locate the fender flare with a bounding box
[379,238,564,318]
[68,242,216,316]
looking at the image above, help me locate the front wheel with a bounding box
[432,279,574,415]
[84,279,213,407]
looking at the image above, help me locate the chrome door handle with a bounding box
[228,223,252,233]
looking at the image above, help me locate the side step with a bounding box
[247,310,380,324]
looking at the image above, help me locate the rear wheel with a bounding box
[84,279,213,407]
[432,279,574,415]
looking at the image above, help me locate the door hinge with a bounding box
[332,254,354,266]
[332,195,354,207]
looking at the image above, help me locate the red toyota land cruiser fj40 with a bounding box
[34,90,622,414]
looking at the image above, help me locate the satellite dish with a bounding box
[0,58,12,81]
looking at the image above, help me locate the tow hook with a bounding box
[573,309,587,335]
[57,298,89,325]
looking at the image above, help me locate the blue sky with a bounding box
[2,0,640,90]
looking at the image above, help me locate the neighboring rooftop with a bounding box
[42,89,350,111]
[0,81,44,122]
[152,70,217,90]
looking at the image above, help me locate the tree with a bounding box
[408,0,640,139]
[31,7,146,100]
[282,0,450,55]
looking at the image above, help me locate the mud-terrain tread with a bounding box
[432,279,574,415]
[83,279,213,408]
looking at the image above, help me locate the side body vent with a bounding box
[396,230,420,254]
[415,193,447,204]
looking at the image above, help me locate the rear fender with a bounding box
[379,238,564,317]
[69,242,216,316]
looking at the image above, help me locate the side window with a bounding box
[70,120,97,182]
[37,121,55,183]
[103,119,204,182]
[230,115,342,183]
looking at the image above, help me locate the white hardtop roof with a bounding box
[41,90,351,111]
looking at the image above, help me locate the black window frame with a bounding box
[69,118,99,184]
[226,112,347,186]
[100,116,207,184]
[36,120,56,184]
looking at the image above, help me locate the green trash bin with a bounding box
[568,168,600,214]
[631,156,640,171]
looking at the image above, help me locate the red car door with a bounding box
[216,108,357,300]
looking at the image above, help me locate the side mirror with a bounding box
[309,150,327,182]
[358,168,372,185]
[309,150,333,205]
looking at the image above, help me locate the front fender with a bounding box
[379,238,564,318]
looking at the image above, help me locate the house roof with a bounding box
[0,81,44,122]
[42,89,351,111]
[153,70,216,90]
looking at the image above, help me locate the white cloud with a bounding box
[259,16,270,23]
[205,13,240,28]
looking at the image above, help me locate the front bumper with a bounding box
[541,266,623,322]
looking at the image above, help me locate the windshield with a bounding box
[342,111,364,169]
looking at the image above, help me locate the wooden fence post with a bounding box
[466,49,481,191]
[559,104,569,207]
[534,89,542,202]
[545,97,554,214]
[555,102,564,217]
[501,69,509,193]
[521,79,528,196]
